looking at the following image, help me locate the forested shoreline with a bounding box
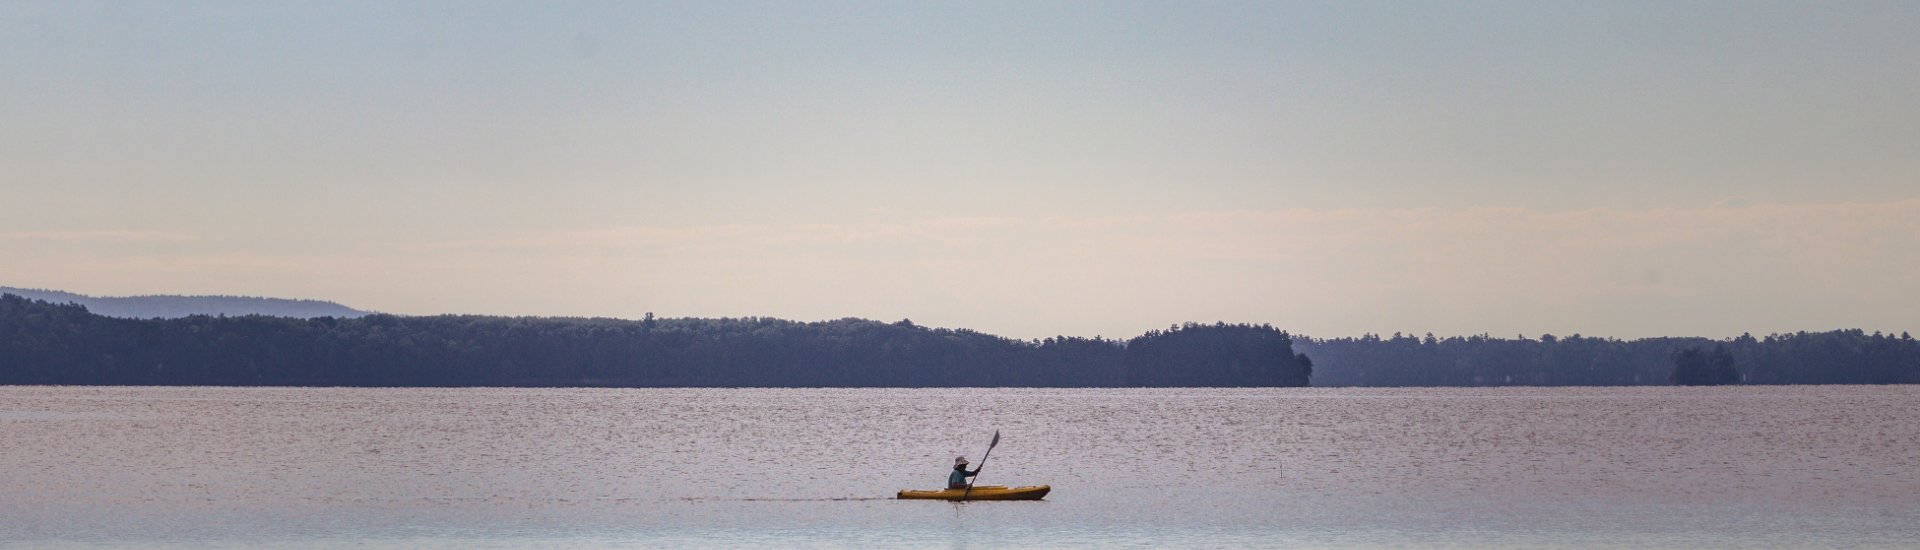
[1298,330,1920,386]
[3,294,1914,387]
[0,294,1310,387]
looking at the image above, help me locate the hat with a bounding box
[955,456,969,466]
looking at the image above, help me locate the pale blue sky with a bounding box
[4,1,1916,339]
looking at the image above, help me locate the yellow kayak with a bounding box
[896,485,1051,501]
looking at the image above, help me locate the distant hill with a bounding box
[0,287,369,319]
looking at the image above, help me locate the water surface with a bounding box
[2,386,1915,548]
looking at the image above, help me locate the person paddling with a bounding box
[948,456,982,489]
[897,432,1049,501]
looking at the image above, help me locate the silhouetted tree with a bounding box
[1670,345,1741,385]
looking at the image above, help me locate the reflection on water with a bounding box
[2,386,1916,548]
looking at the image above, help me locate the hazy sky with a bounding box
[4,1,1916,340]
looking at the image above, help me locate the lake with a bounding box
[2,386,1916,548]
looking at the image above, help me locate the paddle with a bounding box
[961,430,1000,501]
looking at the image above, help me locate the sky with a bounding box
[3,1,1916,340]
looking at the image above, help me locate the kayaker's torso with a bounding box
[948,466,979,488]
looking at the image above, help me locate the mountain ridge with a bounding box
[0,286,370,319]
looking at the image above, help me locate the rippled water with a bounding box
[2,386,1916,548]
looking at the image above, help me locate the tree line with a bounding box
[0,294,1312,387]
[6,294,1912,387]
[1296,330,1920,386]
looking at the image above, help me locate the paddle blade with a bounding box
[990,430,1000,448]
